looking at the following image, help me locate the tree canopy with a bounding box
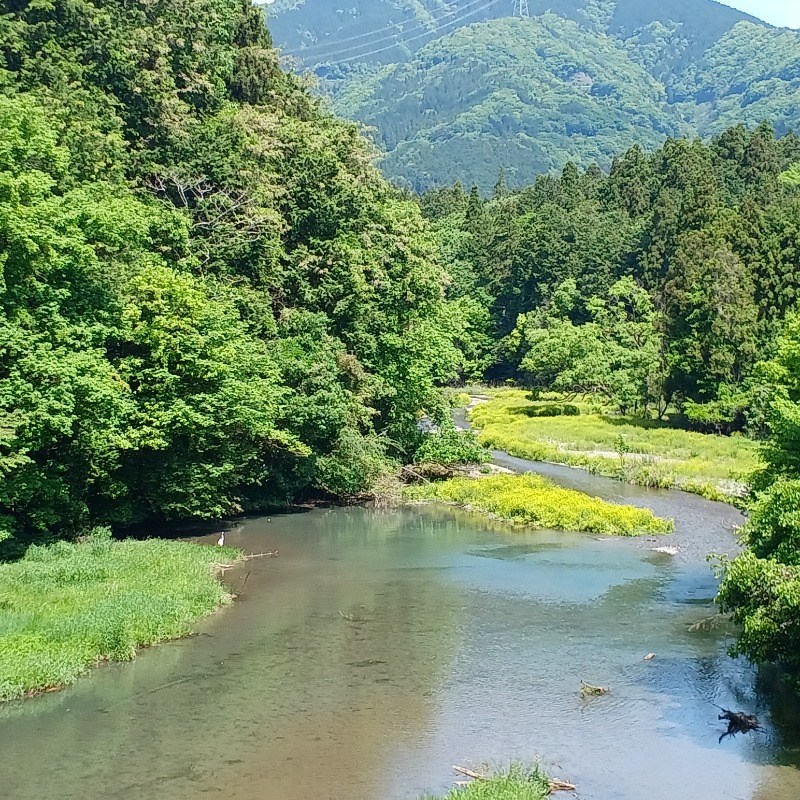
[0,0,464,557]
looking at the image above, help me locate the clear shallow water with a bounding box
[1,487,799,799]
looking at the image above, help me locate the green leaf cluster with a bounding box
[718,316,800,683]
[414,422,490,467]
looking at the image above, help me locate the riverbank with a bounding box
[405,474,673,536]
[469,391,758,502]
[0,533,241,701]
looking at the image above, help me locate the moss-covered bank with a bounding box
[0,535,241,701]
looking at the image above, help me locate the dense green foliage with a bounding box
[0,529,240,700]
[414,421,489,467]
[405,472,673,535]
[268,1,800,191]
[718,316,800,681]
[470,392,757,501]
[424,125,800,427]
[0,0,468,557]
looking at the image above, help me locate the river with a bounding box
[1,457,799,799]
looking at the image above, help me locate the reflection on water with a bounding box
[0,503,799,800]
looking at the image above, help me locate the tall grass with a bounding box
[0,534,241,701]
[405,474,673,536]
[421,764,550,800]
[471,391,759,501]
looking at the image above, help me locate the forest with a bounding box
[421,122,800,680]
[0,0,474,560]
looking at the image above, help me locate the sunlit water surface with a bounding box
[1,464,799,800]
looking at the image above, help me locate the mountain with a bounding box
[266,0,800,191]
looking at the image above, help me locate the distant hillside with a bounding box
[267,0,800,191]
[268,0,756,68]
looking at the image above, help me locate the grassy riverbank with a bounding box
[0,533,241,701]
[422,765,550,800]
[470,391,759,502]
[405,474,672,535]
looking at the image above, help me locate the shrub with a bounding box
[717,551,800,672]
[744,478,800,564]
[415,424,491,466]
[521,403,580,417]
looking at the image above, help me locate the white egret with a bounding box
[217,531,225,547]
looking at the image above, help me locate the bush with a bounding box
[744,478,800,564]
[521,403,580,417]
[415,424,491,466]
[717,551,800,672]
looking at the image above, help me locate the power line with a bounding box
[296,0,497,63]
[296,0,496,61]
[331,0,503,65]
[288,0,489,55]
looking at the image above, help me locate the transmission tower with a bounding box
[513,0,530,16]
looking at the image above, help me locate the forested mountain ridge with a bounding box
[268,0,757,69]
[333,15,679,191]
[0,0,466,556]
[267,1,800,190]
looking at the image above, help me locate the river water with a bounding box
[1,461,800,799]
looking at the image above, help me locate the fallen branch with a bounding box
[715,705,763,743]
[452,766,485,780]
[688,613,731,632]
[244,550,279,560]
[401,464,432,484]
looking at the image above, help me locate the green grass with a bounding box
[405,473,673,536]
[421,764,550,800]
[471,391,759,502]
[0,535,241,701]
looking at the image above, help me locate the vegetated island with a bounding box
[405,473,672,536]
[421,763,569,800]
